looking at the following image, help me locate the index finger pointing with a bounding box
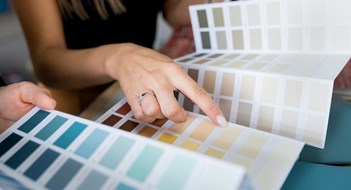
[173,70,228,127]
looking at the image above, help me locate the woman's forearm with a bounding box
[32,45,117,89]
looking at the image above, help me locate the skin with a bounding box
[0,82,56,132]
[12,0,227,126]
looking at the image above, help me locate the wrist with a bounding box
[103,43,140,81]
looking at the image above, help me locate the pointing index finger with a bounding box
[173,70,228,127]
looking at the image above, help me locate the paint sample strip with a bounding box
[183,56,332,135]
[176,53,349,80]
[190,0,351,54]
[96,98,304,190]
[0,107,251,190]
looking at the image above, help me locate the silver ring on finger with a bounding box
[138,91,155,106]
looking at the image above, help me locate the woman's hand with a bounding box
[105,43,227,127]
[0,82,56,132]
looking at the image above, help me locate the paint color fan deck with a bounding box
[0,107,254,190]
[174,0,351,149]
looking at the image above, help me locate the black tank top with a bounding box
[61,0,166,49]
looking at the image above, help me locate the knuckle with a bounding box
[143,103,161,116]
[132,108,156,123]
[17,81,37,92]
[165,62,182,73]
[133,110,145,120]
[162,106,181,119]
[18,81,32,88]
[18,81,31,86]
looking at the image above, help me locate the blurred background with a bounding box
[0,0,35,84]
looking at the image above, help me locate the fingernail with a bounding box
[216,115,228,128]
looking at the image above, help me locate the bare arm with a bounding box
[13,0,118,89]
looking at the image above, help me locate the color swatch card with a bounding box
[173,0,351,148]
[0,107,254,190]
[176,53,348,148]
[96,98,304,190]
[191,0,351,54]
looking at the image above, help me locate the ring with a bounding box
[138,91,154,105]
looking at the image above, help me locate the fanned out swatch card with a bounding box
[175,0,351,149]
[0,107,255,190]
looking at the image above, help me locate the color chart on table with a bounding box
[97,98,304,190]
[0,107,253,190]
[171,0,351,148]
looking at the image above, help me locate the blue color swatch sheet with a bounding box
[0,107,251,190]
